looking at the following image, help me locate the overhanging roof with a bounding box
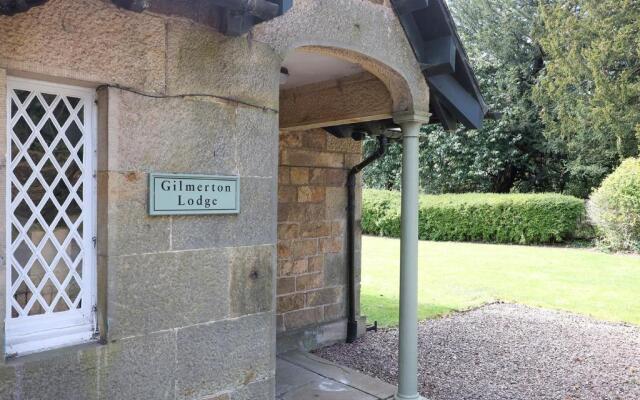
[0,0,292,36]
[391,0,488,130]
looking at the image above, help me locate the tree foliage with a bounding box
[533,0,640,197]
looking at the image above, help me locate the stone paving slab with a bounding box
[276,351,396,400]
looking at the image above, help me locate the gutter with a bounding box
[346,135,387,343]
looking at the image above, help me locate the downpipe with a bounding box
[346,135,387,343]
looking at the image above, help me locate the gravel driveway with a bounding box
[315,303,640,400]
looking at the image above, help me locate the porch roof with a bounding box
[391,0,489,130]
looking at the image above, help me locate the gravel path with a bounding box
[315,303,640,400]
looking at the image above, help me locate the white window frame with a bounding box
[5,77,97,357]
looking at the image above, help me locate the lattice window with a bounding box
[5,77,96,356]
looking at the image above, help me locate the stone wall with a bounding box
[0,1,279,399]
[276,129,363,352]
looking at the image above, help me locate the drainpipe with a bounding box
[346,135,387,343]
[394,113,429,400]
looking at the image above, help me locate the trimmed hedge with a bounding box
[362,189,586,244]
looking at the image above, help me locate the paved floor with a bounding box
[276,351,397,400]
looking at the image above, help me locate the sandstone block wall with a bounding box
[0,1,280,399]
[276,129,363,351]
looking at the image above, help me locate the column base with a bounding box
[395,394,426,400]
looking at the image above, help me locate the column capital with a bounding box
[393,111,431,125]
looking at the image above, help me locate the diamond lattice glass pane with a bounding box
[14,199,31,226]
[66,238,81,262]
[26,177,46,207]
[11,265,20,285]
[14,89,30,103]
[27,260,46,287]
[53,299,70,312]
[67,97,80,108]
[40,279,58,306]
[8,82,91,323]
[53,180,71,206]
[53,100,70,127]
[13,281,32,310]
[52,139,71,167]
[11,140,20,160]
[54,219,70,245]
[66,277,80,305]
[53,259,69,283]
[13,116,32,145]
[28,224,46,247]
[41,159,57,186]
[41,198,58,226]
[40,119,58,147]
[42,93,57,106]
[66,121,82,147]
[14,157,32,187]
[11,98,18,118]
[67,199,81,223]
[41,239,57,265]
[67,160,81,186]
[26,96,46,126]
[14,241,32,267]
[26,137,46,165]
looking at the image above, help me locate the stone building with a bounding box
[0,0,485,399]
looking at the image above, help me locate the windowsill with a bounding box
[3,337,102,365]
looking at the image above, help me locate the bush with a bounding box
[588,158,640,252]
[362,189,586,244]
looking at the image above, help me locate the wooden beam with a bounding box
[280,72,393,132]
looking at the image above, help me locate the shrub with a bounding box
[588,158,640,252]
[362,189,586,244]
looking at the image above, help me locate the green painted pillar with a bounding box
[394,113,429,400]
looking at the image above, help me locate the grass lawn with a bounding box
[361,235,640,327]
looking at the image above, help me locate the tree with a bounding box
[365,0,564,194]
[534,0,640,197]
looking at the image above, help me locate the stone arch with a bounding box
[252,0,430,115]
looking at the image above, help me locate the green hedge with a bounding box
[362,189,586,244]
[588,157,640,252]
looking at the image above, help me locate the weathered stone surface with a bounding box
[17,345,100,400]
[277,277,295,295]
[166,20,280,110]
[102,171,171,257]
[0,0,166,93]
[278,223,299,240]
[282,149,344,168]
[254,0,430,113]
[176,313,273,400]
[235,109,279,178]
[98,331,176,400]
[109,90,236,174]
[277,293,305,313]
[327,134,363,154]
[320,236,344,254]
[296,272,323,291]
[291,239,318,258]
[290,167,309,185]
[172,177,276,250]
[300,130,327,150]
[0,366,15,399]
[324,302,347,321]
[300,222,331,238]
[283,307,324,331]
[306,287,344,308]
[297,186,325,203]
[108,248,230,339]
[325,253,348,287]
[230,245,274,317]
[326,187,348,219]
[231,377,275,400]
[278,185,296,203]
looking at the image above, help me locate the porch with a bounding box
[276,351,396,400]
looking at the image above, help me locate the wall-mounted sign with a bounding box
[148,173,240,216]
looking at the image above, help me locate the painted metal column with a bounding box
[394,113,429,400]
